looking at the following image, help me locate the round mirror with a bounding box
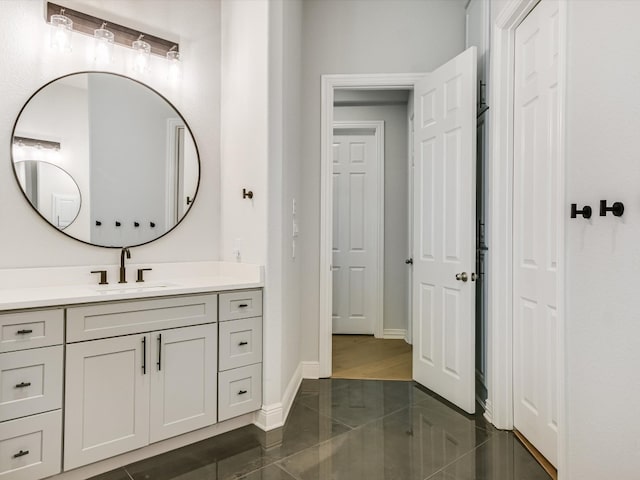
[14,160,82,230]
[11,72,200,248]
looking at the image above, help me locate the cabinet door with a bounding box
[149,324,217,443]
[64,335,150,470]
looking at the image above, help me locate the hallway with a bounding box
[91,379,551,480]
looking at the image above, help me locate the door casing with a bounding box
[488,0,567,476]
[320,74,425,377]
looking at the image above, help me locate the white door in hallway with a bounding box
[513,0,560,467]
[332,127,381,335]
[412,46,477,414]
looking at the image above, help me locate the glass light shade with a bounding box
[94,26,115,64]
[166,50,182,83]
[132,38,151,73]
[50,14,73,52]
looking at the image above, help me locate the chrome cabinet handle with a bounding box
[455,272,468,282]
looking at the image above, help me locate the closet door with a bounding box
[513,0,561,467]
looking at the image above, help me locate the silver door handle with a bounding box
[455,272,468,282]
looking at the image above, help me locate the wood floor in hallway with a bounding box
[332,334,412,381]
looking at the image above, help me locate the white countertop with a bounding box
[0,261,264,311]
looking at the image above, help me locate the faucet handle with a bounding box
[136,268,152,283]
[90,270,108,285]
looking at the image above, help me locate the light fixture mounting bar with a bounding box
[14,136,61,150]
[46,2,179,57]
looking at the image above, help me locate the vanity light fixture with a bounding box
[49,8,73,52]
[13,137,61,152]
[167,46,182,83]
[46,3,180,73]
[94,22,115,65]
[132,35,151,73]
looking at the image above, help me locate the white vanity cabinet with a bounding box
[218,290,263,421]
[64,295,218,470]
[0,309,63,480]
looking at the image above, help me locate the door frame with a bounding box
[319,74,425,377]
[488,0,567,474]
[332,120,385,337]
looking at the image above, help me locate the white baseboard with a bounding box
[254,361,305,431]
[483,399,494,425]
[302,361,320,379]
[383,328,407,340]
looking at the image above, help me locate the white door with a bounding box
[332,127,381,335]
[52,193,80,228]
[149,324,217,443]
[64,334,150,470]
[513,0,560,467]
[412,46,477,414]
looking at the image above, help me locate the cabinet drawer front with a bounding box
[0,309,63,353]
[218,363,262,421]
[219,290,262,321]
[219,317,262,371]
[67,294,218,342]
[0,409,62,480]
[0,346,63,422]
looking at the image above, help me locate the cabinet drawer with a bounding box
[219,317,262,371]
[0,309,63,353]
[218,363,262,421]
[67,294,218,342]
[0,346,63,422]
[219,290,262,321]
[0,409,62,480]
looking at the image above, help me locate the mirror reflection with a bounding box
[14,160,81,231]
[12,72,199,248]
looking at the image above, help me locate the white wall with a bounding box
[300,0,467,362]
[220,0,268,266]
[563,1,640,477]
[0,0,220,267]
[334,103,410,335]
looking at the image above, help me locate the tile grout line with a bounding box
[422,437,493,480]
[274,461,305,480]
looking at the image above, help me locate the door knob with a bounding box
[455,272,468,282]
[405,258,413,265]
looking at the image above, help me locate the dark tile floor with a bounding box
[90,379,551,480]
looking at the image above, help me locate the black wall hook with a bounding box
[134,221,140,227]
[243,188,254,199]
[95,220,102,226]
[115,221,121,227]
[600,200,624,217]
[571,204,592,219]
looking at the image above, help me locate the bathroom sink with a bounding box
[91,281,177,293]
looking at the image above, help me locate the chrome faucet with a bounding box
[119,247,131,283]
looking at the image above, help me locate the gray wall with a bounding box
[299,0,467,360]
[334,103,410,336]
